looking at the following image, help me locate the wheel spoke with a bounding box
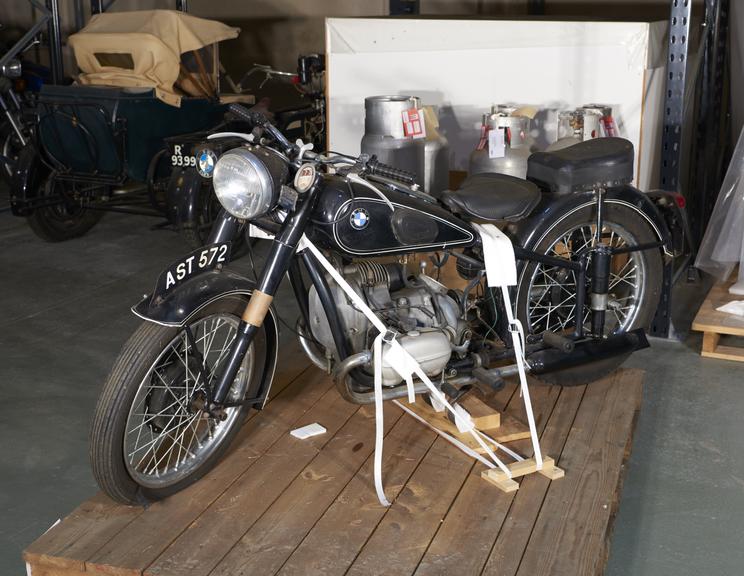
[123,311,254,489]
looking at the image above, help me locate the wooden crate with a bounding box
[24,366,644,576]
[692,273,744,362]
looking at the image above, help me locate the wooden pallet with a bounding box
[692,273,744,362]
[24,366,644,576]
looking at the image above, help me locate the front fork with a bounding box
[205,192,317,409]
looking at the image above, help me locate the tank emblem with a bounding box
[350,208,370,230]
[196,148,218,178]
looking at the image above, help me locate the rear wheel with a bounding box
[26,176,103,242]
[90,295,268,504]
[515,202,663,385]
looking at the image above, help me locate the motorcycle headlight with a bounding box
[213,148,283,220]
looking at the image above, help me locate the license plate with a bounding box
[153,242,231,297]
[170,143,196,168]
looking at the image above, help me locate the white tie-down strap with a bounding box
[472,223,543,470]
[298,236,513,505]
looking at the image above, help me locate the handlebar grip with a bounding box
[227,103,266,126]
[367,157,417,186]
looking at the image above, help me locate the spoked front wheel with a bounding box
[90,295,268,504]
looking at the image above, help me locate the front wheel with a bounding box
[515,202,663,385]
[90,295,268,504]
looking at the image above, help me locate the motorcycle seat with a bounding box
[526,137,634,194]
[441,173,541,222]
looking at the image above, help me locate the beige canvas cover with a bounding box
[68,10,239,106]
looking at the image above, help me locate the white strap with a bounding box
[373,334,391,506]
[299,237,513,505]
[470,223,543,471]
[393,400,497,469]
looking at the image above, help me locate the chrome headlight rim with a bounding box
[212,147,279,221]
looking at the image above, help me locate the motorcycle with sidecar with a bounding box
[9,10,252,245]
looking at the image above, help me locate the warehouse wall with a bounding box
[1,0,739,139]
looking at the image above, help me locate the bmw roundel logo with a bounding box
[350,207,370,230]
[196,148,218,178]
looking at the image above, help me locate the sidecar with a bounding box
[10,10,248,243]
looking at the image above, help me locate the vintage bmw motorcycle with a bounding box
[91,104,670,504]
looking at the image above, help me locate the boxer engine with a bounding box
[307,261,470,386]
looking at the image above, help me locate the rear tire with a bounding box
[515,202,663,386]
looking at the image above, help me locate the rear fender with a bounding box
[132,268,279,409]
[509,185,673,259]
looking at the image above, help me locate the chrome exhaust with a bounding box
[296,320,329,372]
[332,350,477,405]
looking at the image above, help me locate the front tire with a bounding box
[90,295,267,504]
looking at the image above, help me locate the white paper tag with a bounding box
[290,422,327,439]
[472,223,517,287]
[488,128,506,159]
[402,108,427,139]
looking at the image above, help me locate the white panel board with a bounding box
[326,18,667,188]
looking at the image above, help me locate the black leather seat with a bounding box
[527,137,634,194]
[441,172,541,222]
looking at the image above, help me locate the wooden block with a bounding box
[539,464,565,480]
[482,474,520,493]
[701,343,744,362]
[402,398,531,456]
[702,331,721,354]
[480,456,560,488]
[459,395,501,430]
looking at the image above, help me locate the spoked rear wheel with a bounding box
[515,203,662,385]
[90,295,268,504]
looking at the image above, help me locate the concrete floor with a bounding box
[1,201,743,575]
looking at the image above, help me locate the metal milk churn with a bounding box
[361,95,426,187]
[469,105,534,179]
[546,105,611,152]
[422,106,449,197]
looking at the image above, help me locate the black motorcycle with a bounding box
[90,104,670,504]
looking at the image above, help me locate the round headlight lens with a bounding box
[213,148,276,220]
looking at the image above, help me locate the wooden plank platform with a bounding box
[692,273,744,362]
[24,366,644,576]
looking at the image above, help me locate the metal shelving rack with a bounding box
[650,0,731,338]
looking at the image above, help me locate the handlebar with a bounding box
[365,157,417,186]
[227,104,418,188]
[227,103,295,156]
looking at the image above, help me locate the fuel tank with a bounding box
[308,174,475,257]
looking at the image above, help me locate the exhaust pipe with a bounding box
[528,328,649,376]
[332,350,475,405]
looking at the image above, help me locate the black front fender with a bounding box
[132,267,279,409]
[132,267,272,328]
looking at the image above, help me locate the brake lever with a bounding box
[207,132,255,143]
[347,172,395,212]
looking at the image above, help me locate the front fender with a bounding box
[132,267,279,409]
[509,185,673,258]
